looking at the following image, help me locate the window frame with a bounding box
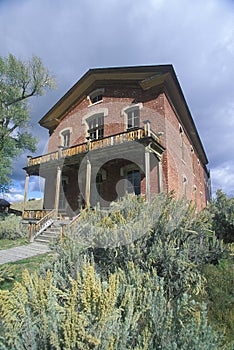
[121,103,143,131]
[59,128,72,148]
[88,88,104,106]
[87,113,104,140]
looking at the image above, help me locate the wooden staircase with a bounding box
[34,219,70,244]
[25,209,82,244]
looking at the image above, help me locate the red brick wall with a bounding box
[44,84,209,210]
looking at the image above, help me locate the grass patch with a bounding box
[0,253,52,290]
[0,238,28,250]
[11,198,43,211]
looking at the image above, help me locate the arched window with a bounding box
[88,88,104,105]
[182,176,187,198]
[179,125,185,161]
[60,128,72,148]
[87,113,104,140]
[121,103,142,130]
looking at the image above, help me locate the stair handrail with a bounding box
[60,209,88,238]
[30,209,56,242]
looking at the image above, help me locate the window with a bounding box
[127,108,140,129]
[88,88,104,105]
[182,176,187,198]
[61,129,71,147]
[126,170,141,195]
[87,113,104,140]
[121,103,142,131]
[179,125,185,161]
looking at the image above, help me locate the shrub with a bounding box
[0,261,222,350]
[201,258,234,344]
[209,190,234,243]
[0,193,230,348]
[64,193,223,300]
[0,214,26,240]
[0,265,15,284]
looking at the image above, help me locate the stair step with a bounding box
[44,229,61,235]
[40,233,58,239]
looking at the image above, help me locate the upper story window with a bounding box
[122,104,142,131]
[87,113,104,140]
[127,108,140,129]
[179,125,185,161]
[88,88,104,105]
[60,128,71,148]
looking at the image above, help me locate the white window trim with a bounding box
[82,108,108,138]
[87,88,104,106]
[121,103,143,130]
[59,127,72,147]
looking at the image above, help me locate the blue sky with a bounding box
[0,0,234,201]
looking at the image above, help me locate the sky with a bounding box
[0,0,234,201]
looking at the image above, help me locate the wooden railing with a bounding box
[27,128,160,167]
[22,209,52,220]
[27,209,57,242]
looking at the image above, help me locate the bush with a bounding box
[64,193,224,300]
[209,190,234,243]
[201,258,234,343]
[0,261,222,350]
[0,214,26,240]
[0,193,231,349]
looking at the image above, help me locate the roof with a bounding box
[0,198,10,207]
[39,65,208,165]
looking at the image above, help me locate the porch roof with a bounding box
[24,128,165,176]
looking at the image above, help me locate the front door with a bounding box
[126,170,141,195]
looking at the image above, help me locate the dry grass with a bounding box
[10,199,43,211]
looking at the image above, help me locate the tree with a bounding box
[0,54,56,192]
[210,189,234,243]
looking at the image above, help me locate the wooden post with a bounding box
[54,165,62,217]
[143,120,151,137]
[28,222,34,242]
[145,149,151,202]
[23,172,30,213]
[85,158,91,208]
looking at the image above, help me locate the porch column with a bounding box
[158,157,163,193]
[85,158,91,208]
[54,165,62,216]
[145,149,151,202]
[23,172,30,213]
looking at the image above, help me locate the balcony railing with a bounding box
[27,128,160,168]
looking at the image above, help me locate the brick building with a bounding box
[23,65,211,220]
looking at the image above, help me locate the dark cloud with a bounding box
[1,0,234,197]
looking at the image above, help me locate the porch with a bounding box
[22,125,165,241]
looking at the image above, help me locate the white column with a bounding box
[23,172,30,213]
[54,165,62,216]
[85,158,91,207]
[158,157,163,193]
[145,149,151,202]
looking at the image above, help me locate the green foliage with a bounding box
[0,193,231,348]
[209,190,234,243]
[0,261,222,350]
[0,54,56,191]
[201,259,234,343]
[0,265,15,284]
[0,214,27,240]
[69,193,223,300]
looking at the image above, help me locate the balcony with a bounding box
[26,127,162,169]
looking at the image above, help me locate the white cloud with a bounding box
[5,193,24,203]
[211,163,234,196]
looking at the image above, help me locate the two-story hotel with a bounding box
[23,65,211,222]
